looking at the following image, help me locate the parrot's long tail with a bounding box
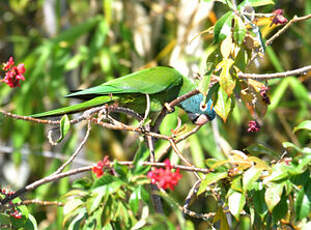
[30,96,114,118]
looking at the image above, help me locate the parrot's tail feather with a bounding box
[30,96,115,118]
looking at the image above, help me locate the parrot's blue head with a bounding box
[180,94,216,125]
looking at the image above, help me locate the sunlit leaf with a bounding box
[239,0,275,8]
[233,16,246,45]
[214,12,233,42]
[265,182,284,212]
[220,36,233,59]
[228,190,246,220]
[198,172,227,195]
[295,188,311,221]
[57,114,71,143]
[214,87,232,122]
[243,166,263,192]
[218,58,235,96]
[245,144,278,157]
[231,175,243,192]
[294,120,311,133]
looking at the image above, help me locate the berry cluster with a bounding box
[147,159,182,191]
[248,120,260,133]
[260,85,270,105]
[271,9,288,26]
[0,187,22,219]
[1,57,26,88]
[92,156,111,178]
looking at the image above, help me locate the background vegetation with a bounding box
[0,0,311,229]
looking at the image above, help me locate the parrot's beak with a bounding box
[187,113,210,126]
[194,114,210,126]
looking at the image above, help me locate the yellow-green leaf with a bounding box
[243,166,263,192]
[233,16,246,45]
[218,58,235,96]
[228,191,246,220]
[265,182,284,212]
[214,87,232,122]
[198,172,228,195]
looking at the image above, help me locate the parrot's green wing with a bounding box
[31,66,184,118]
[67,66,183,98]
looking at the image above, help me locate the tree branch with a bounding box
[266,13,311,46]
[238,65,311,80]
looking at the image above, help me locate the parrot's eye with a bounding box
[200,101,207,111]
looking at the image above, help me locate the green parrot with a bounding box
[31,66,216,125]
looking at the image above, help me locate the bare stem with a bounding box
[266,13,311,46]
[52,120,91,176]
[238,65,311,80]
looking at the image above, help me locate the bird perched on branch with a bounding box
[31,66,216,125]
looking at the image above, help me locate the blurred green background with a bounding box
[0,0,310,229]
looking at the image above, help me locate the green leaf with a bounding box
[0,213,10,225]
[263,163,288,183]
[89,187,106,213]
[218,58,235,96]
[239,0,275,8]
[295,188,311,221]
[25,214,38,230]
[199,73,211,97]
[92,174,114,188]
[233,16,246,45]
[214,87,232,122]
[54,115,70,143]
[132,141,151,175]
[243,166,263,192]
[228,190,246,220]
[214,12,233,42]
[198,172,227,195]
[294,120,311,133]
[129,187,140,214]
[264,182,284,212]
[231,175,243,192]
[213,206,229,230]
[68,209,87,230]
[113,161,129,180]
[245,144,278,157]
[272,193,288,222]
[63,199,84,216]
[253,189,268,219]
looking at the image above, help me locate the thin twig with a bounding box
[183,179,201,209]
[182,207,215,220]
[266,13,311,46]
[238,65,311,80]
[0,160,211,205]
[52,120,91,176]
[157,125,203,160]
[169,139,201,179]
[91,118,170,140]
[141,94,150,125]
[0,166,92,205]
[158,184,215,220]
[17,200,63,207]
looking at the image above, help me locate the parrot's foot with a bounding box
[164,103,175,113]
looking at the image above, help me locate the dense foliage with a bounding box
[0,0,311,229]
